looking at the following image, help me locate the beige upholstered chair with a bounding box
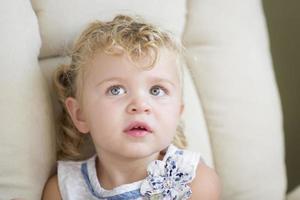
[1,0,297,199]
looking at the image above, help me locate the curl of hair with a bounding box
[173,121,187,149]
[53,15,187,160]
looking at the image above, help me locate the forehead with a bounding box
[85,48,180,83]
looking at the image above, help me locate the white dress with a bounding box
[57,144,202,200]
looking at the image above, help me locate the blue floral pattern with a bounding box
[140,150,194,200]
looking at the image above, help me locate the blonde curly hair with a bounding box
[53,15,187,160]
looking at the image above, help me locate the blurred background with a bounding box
[263,0,300,193]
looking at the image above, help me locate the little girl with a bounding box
[43,15,220,200]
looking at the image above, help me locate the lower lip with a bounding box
[124,130,150,137]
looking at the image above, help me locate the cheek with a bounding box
[156,101,181,126]
[90,97,123,113]
[86,100,122,132]
[158,98,182,115]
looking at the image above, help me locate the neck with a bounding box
[96,150,164,190]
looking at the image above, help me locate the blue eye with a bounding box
[150,86,167,96]
[107,85,126,96]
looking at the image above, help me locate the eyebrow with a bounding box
[96,77,125,87]
[96,77,176,87]
[150,77,176,87]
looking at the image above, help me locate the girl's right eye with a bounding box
[107,85,126,96]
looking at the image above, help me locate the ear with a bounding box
[64,97,90,134]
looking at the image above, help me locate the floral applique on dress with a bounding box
[140,150,195,200]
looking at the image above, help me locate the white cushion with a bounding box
[0,0,288,199]
[287,185,300,200]
[183,0,287,199]
[0,0,56,199]
[31,0,187,58]
[181,65,214,167]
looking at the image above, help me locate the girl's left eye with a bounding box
[107,85,126,96]
[150,86,167,96]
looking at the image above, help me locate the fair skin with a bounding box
[42,48,221,199]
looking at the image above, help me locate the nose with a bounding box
[126,98,151,115]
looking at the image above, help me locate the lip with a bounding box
[123,121,153,137]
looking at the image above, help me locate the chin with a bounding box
[124,146,155,158]
[121,142,169,159]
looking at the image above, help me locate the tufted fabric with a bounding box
[183,0,287,199]
[287,186,300,200]
[0,0,56,198]
[31,0,186,58]
[0,0,289,199]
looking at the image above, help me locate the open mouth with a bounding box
[124,121,153,137]
[130,126,148,131]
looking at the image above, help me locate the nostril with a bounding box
[127,103,150,114]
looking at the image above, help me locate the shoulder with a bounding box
[170,146,221,199]
[42,175,62,200]
[189,162,221,200]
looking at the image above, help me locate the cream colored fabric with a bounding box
[0,0,56,199]
[181,64,214,166]
[0,0,288,199]
[183,0,286,199]
[32,0,186,59]
[287,185,300,200]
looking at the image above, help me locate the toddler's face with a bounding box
[68,48,184,159]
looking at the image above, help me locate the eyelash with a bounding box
[153,85,169,95]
